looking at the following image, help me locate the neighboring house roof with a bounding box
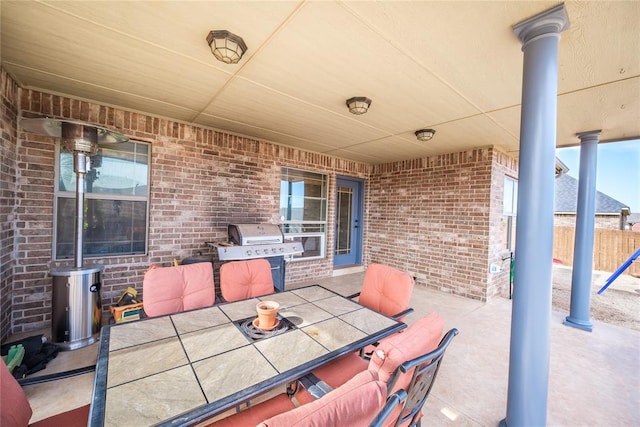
[555,157,569,177]
[555,174,631,214]
[627,213,640,224]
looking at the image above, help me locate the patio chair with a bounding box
[251,326,457,427]
[142,262,215,317]
[207,320,457,427]
[345,263,416,360]
[206,370,386,426]
[369,328,459,427]
[351,263,415,321]
[1,360,89,427]
[292,312,446,405]
[260,370,386,426]
[219,259,275,302]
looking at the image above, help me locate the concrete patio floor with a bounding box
[14,271,640,425]
[310,272,640,426]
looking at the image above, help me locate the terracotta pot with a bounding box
[256,301,279,329]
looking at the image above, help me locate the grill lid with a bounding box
[228,223,284,245]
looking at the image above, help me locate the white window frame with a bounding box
[503,176,518,251]
[280,168,328,261]
[53,140,151,260]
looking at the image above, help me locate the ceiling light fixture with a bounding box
[206,30,247,64]
[415,128,436,141]
[346,97,372,115]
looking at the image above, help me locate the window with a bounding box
[280,168,328,260]
[54,141,150,259]
[502,176,518,251]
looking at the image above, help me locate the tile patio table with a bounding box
[88,285,406,426]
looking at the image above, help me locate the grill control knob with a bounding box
[246,250,252,256]
[279,247,284,253]
[272,248,277,253]
[255,249,261,255]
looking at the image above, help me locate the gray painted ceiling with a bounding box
[2,1,638,164]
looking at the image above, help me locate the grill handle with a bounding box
[245,238,282,245]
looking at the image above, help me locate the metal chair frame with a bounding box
[370,328,459,427]
[370,389,408,427]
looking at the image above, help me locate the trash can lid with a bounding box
[50,264,104,276]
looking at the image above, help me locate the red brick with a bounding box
[2,81,517,337]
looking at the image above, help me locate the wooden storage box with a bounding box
[110,302,144,323]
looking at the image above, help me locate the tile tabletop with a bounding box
[90,285,405,427]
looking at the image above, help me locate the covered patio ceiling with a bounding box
[1,1,638,164]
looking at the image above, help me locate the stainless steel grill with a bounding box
[207,223,303,293]
[229,223,283,245]
[215,223,303,261]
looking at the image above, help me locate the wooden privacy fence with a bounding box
[553,227,640,276]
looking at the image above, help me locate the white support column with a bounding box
[564,130,601,332]
[501,4,570,427]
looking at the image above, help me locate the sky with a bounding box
[555,139,640,212]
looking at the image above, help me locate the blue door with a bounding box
[334,177,363,267]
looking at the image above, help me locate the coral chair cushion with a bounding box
[359,264,414,318]
[219,259,274,302]
[205,393,294,427]
[30,404,89,427]
[143,262,215,317]
[294,352,369,405]
[259,370,385,427]
[0,360,33,426]
[369,312,445,386]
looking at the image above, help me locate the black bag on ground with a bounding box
[1,335,59,379]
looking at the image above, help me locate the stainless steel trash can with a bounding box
[50,264,103,350]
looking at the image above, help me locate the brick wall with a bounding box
[11,88,369,334]
[367,149,517,301]
[1,70,19,341]
[4,80,517,335]
[554,213,622,230]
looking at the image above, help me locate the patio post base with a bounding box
[563,316,593,332]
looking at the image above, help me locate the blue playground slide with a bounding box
[597,248,640,294]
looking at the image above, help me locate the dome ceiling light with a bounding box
[415,129,436,142]
[206,30,247,64]
[346,97,372,115]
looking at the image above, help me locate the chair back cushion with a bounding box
[205,394,294,427]
[369,312,444,387]
[359,264,414,318]
[29,404,90,427]
[0,361,33,426]
[219,259,274,302]
[143,262,215,317]
[258,370,385,427]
